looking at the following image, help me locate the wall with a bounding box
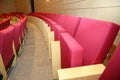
[34,0,120,25]
[34,0,120,46]
[34,0,62,14]
[14,0,31,14]
[0,0,15,14]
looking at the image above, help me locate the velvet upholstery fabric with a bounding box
[60,33,84,68]
[74,18,119,66]
[99,43,120,80]
[0,26,14,68]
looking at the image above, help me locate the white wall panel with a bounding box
[34,0,120,23]
[14,0,31,14]
[0,0,15,14]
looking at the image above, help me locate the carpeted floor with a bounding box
[9,21,52,80]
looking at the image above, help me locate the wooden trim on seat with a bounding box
[11,41,17,67]
[58,64,105,80]
[50,41,61,79]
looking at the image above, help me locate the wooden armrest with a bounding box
[58,64,105,80]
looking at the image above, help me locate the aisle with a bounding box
[9,21,52,80]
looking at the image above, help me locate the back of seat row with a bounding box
[29,13,119,69]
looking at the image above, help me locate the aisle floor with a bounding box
[9,21,52,80]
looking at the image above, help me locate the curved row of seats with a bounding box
[0,13,27,80]
[28,12,120,79]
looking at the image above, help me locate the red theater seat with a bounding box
[62,15,81,36]
[60,33,84,68]
[12,22,22,53]
[74,18,119,66]
[99,42,120,80]
[52,24,66,40]
[0,26,14,70]
[57,15,67,27]
[60,18,119,68]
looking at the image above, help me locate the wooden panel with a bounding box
[58,64,105,80]
[34,0,120,23]
[14,0,31,13]
[0,0,15,14]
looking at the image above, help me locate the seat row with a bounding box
[28,12,120,79]
[0,13,27,80]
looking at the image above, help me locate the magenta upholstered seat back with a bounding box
[52,24,66,40]
[62,15,80,36]
[47,13,55,20]
[12,22,21,52]
[60,33,84,68]
[99,43,120,80]
[74,18,119,66]
[57,15,67,27]
[0,26,14,68]
[45,13,51,18]
[52,14,61,23]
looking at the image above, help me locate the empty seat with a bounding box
[0,26,14,70]
[99,42,120,80]
[60,18,119,68]
[74,18,119,66]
